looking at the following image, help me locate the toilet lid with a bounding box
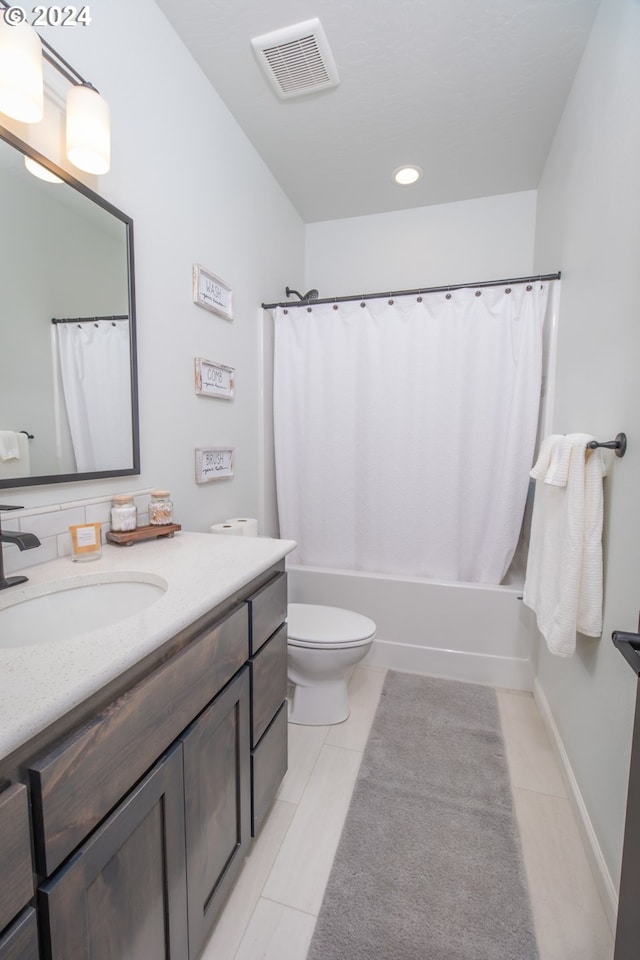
[287,603,376,645]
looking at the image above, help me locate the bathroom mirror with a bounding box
[0,126,139,488]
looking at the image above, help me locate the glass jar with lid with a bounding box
[149,489,173,526]
[111,494,137,532]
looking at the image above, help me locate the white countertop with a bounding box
[0,532,296,762]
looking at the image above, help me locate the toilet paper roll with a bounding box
[226,517,258,537]
[210,521,245,537]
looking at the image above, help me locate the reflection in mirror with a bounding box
[0,127,139,488]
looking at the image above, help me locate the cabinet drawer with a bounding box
[0,908,39,960]
[250,624,287,747]
[247,572,287,655]
[251,702,288,836]
[0,784,34,934]
[30,604,248,878]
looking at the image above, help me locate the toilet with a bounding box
[287,603,376,725]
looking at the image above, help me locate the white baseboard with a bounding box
[533,678,618,935]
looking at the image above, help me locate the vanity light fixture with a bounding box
[66,82,110,175]
[0,20,43,122]
[0,1,110,174]
[393,164,423,186]
[24,155,63,183]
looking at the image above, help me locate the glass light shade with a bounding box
[0,21,44,123]
[24,155,63,183]
[393,165,423,186]
[66,84,110,174]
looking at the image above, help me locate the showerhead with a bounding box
[286,286,319,301]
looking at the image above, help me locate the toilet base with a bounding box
[288,677,350,725]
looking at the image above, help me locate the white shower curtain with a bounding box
[57,319,133,473]
[273,282,549,584]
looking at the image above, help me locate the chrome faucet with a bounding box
[0,506,41,590]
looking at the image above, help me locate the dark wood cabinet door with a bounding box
[0,908,39,960]
[251,702,288,836]
[181,667,251,960]
[0,784,34,934]
[39,743,188,960]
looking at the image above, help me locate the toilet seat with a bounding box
[286,603,377,724]
[287,603,376,649]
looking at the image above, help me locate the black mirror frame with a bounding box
[0,126,140,489]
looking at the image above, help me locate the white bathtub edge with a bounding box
[364,638,535,692]
[533,677,618,935]
[286,562,524,594]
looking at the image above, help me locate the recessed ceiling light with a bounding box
[393,165,423,186]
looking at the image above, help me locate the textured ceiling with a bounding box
[155,0,601,223]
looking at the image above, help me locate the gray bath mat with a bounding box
[306,671,539,960]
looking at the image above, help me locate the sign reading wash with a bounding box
[192,264,233,320]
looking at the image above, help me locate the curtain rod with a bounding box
[261,271,561,310]
[51,315,129,324]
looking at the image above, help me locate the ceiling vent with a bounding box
[251,18,339,99]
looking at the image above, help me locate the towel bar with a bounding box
[586,432,627,458]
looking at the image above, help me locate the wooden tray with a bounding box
[106,523,181,546]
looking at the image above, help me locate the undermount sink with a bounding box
[0,573,168,649]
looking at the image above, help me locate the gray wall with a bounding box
[305,190,537,294]
[534,0,640,900]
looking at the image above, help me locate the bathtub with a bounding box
[286,562,539,691]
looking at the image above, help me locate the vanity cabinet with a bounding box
[39,668,252,960]
[0,561,288,960]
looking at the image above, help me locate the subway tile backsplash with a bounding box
[1,489,154,576]
[26,507,87,540]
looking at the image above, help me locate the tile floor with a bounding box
[200,665,615,960]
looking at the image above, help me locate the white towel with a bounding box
[523,434,606,657]
[0,433,30,478]
[0,430,20,461]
